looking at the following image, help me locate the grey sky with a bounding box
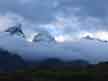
[0,0,107,27]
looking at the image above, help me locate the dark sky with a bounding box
[0,0,108,63]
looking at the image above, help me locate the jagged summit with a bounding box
[83,35,94,40]
[32,31,56,43]
[5,24,25,38]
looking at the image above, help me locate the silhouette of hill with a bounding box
[0,48,27,72]
[30,58,90,71]
[1,50,108,81]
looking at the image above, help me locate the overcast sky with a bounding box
[0,0,108,37]
[0,0,108,63]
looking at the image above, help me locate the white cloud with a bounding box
[0,12,24,32]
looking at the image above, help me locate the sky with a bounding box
[0,0,108,63]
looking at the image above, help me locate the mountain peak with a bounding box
[83,35,94,40]
[83,35,108,43]
[5,24,25,38]
[32,31,56,43]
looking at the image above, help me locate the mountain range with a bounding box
[0,24,108,63]
[5,24,56,43]
[5,24,108,44]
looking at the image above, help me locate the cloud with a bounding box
[39,12,107,42]
[0,0,107,23]
[0,11,105,43]
[0,12,24,32]
[0,32,108,63]
[0,0,107,26]
[19,0,34,5]
[0,0,108,63]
